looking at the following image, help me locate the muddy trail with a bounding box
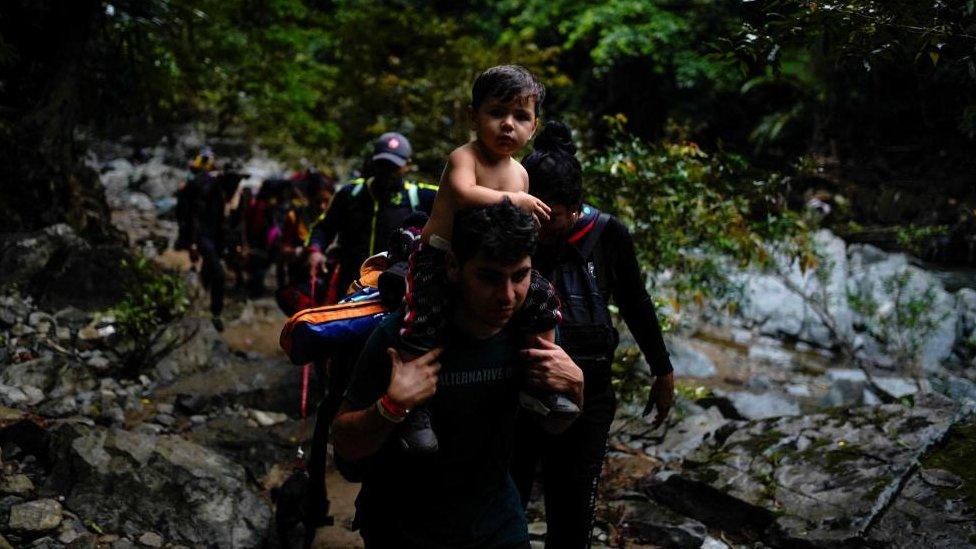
[213,288,365,549]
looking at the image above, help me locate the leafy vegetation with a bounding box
[108,257,191,376]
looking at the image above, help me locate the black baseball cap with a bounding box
[372,132,412,167]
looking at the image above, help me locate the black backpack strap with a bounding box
[578,212,611,260]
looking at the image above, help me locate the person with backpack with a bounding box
[175,147,241,332]
[331,201,584,548]
[306,133,437,299]
[510,121,676,548]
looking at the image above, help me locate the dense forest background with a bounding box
[2,0,975,269]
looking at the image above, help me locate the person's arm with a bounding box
[307,189,345,274]
[605,219,675,425]
[332,346,442,461]
[521,336,585,407]
[442,148,550,219]
[607,220,673,376]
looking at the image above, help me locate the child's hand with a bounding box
[513,192,551,221]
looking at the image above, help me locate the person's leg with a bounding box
[510,415,545,508]
[515,270,579,433]
[396,242,449,454]
[198,237,226,329]
[540,403,614,549]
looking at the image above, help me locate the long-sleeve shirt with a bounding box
[536,206,673,377]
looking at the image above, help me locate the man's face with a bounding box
[470,96,538,158]
[449,251,532,333]
[539,204,579,244]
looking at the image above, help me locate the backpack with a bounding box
[551,209,619,393]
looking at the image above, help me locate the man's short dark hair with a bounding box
[471,65,546,116]
[452,199,538,266]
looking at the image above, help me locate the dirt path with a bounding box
[221,297,365,548]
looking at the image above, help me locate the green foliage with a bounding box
[109,256,190,376]
[896,224,950,257]
[585,115,805,316]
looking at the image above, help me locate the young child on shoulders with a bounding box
[394,65,580,454]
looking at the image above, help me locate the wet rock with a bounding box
[618,498,707,549]
[0,474,35,497]
[7,499,62,532]
[726,391,799,420]
[46,425,271,547]
[642,394,963,546]
[665,337,717,378]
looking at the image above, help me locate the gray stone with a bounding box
[48,426,270,548]
[739,230,853,349]
[619,498,708,549]
[747,344,794,367]
[249,409,287,427]
[929,375,976,405]
[666,337,717,378]
[820,377,865,408]
[137,532,163,547]
[727,392,800,420]
[872,377,920,399]
[650,407,729,462]
[848,256,956,371]
[0,474,34,497]
[0,225,88,290]
[826,368,867,382]
[866,466,976,548]
[643,394,962,546]
[784,384,812,398]
[8,499,62,532]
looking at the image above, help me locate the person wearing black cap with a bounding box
[307,133,438,299]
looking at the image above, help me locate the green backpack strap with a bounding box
[349,177,367,198]
[405,183,420,211]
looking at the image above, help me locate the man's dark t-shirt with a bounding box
[345,312,529,548]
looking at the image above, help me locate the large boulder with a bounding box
[847,245,956,371]
[641,394,968,546]
[739,230,853,349]
[46,425,271,547]
[0,225,87,289]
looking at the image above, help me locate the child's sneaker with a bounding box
[519,390,579,435]
[398,406,439,454]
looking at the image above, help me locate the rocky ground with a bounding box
[1,148,975,548]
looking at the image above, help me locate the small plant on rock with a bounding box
[108,256,192,377]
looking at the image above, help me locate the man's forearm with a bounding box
[332,400,397,461]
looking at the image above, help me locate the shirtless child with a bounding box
[387,65,580,454]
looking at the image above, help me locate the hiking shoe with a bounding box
[398,406,438,454]
[212,316,224,332]
[519,390,580,435]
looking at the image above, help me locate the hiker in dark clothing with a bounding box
[511,122,675,549]
[332,201,584,549]
[177,148,234,332]
[307,133,437,299]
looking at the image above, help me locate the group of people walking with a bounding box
[178,64,675,549]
